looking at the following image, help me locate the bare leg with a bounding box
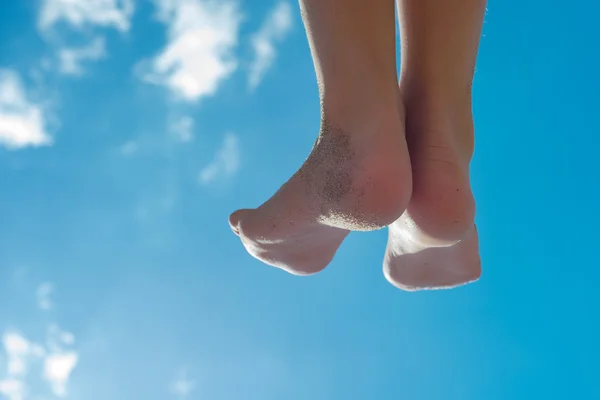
[230,0,411,275]
[384,0,486,290]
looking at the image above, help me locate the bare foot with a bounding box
[230,109,412,275]
[383,94,481,290]
[385,225,480,291]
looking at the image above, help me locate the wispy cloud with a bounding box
[4,332,36,376]
[0,285,78,399]
[138,0,242,101]
[47,324,76,350]
[248,2,293,90]
[36,282,54,311]
[117,140,139,156]
[169,367,196,398]
[199,133,240,184]
[58,36,107,76]
[0,378,25,400]
[38,0,134,33]
[38,0,132,76]
[0,69,52,150]
[169,115,194,142]
[0,331,45,400]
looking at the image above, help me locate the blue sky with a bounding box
[0,0,599,399]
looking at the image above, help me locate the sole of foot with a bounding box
[383,92,480,291]
[384,225,481,291]
[230,108,413,276]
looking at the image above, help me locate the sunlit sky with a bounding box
[1,0,599,399]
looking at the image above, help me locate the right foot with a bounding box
[384,92,481,290]
[230,108,412,275]
[385,225,481,291]
[396,96,477,247]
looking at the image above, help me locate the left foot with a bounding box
[230,104,412,276]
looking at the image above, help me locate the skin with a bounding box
[384,0,487,290]
[230,0,411,275]
[230,0,487,290]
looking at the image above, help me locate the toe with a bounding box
[229,209,250,235]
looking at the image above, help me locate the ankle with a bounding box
[399,67,474,105]
[401,86,475,160]
[321,92,403,139]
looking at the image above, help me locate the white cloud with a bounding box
[3,332,31,378]
[199,132,240,184]
[43,324,78,397]
[248,2,293,89]
[58,36,107,76]
[169,115,194,142]
[39,0,134,32]
[2,331,45,378]
[0,286,78,400]
[0,378,25,400]
[38,0,130,75]
[0,331,39,400]
[0,69,52,150]
[139,0,242,101]
[44,351,78,397]
[3,333,30,357]
[36,282,54,311]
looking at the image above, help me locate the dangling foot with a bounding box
[384,94,480,290]
[385,225,480,291]
[231,108,412,275]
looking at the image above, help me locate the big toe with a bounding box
[229,209,251,235]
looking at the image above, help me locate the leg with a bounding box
[230,0,412,275]
[384,0,486,289]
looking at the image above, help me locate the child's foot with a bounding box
[230,106,412,275]
[383,92,481,290]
